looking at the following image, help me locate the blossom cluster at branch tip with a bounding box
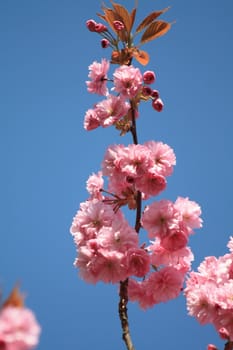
[84,59,164,131]
[71,1,203,312]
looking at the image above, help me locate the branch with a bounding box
[118,279,135,350]
[224,341,233,350]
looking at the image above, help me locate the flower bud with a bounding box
[95,23,107,33]
[152,98,164,112]
[218,327,230,340]
[151,89,159,100]
[142,86,152,97]
[86,19,97,32]
[113,20,125,31]
[101,39,110,48]
[143,70,156,84]
[207,345,218,350]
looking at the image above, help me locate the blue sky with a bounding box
[0,1,233,349]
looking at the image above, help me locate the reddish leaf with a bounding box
[2,286,24,308]
[136,7,170,33]
[133,49,150,66]
[140,20,171,44]
[96,13,108,22]
[129,7,137,32]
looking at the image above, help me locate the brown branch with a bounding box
[118,279,135,350]
[224,341,233,350]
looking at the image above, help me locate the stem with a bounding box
[130,101,138,145]
[118,100,142,350]
[118,279,135,350]
[224,341,233,350]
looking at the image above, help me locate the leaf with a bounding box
[111,2,131,34]
[133,49,150,66]
[135,7,170,33]
[2,286,24,308]
[129,7,137,32]
[96,13,107,22]
[140,20,171,44]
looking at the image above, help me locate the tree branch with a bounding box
[118,279,135,350]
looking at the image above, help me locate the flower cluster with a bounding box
[70,2,203,313]
[0,287,41,350]
[128,197,202,309]
[84,59,164,131]
[185,237,233,342]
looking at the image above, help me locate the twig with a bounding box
[118,279,135,350]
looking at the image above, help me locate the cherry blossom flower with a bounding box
[113,65,143,99]
[84,108,100,130]
[86,171,104,200]
[144,140,176,177]
[174,196,203,232]
[0,306,41,350]
[141,200,181,239]
[86,58,110,96]
[125,248,150,277]
[95,95,130,127]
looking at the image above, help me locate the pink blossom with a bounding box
[70,199,117,245]
[152,98,164,112]
[84,108,100,130]
[149,240,194,271]
[118,144,153,177]
[143,70,156,85]
[113,65,143,99]
[97,221,138,253]
[144,140,176,177]
[141,200,181,239]
[95,95,130,127]
[160,223,189,252]
[146,267,184,304]
[128,279,148,308]
[174,196,203,232]
[86,171,104,199]
[0,306,41,350]
[125,248,150,277]
[185,273,219,325]
[136,171,166,198]
[86,59,110,96]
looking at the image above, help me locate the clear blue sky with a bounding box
[0,1,233,349]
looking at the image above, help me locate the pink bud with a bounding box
[101,39,110,48]
[143,70,156,84]
[152,98,164,112]
[142,86,152,97]
[113,20,125,31]
[218,327,230,340]
[86,19,97,32]
[95,23,107,33]
[207,344,218,350]
[151,89,159,100]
